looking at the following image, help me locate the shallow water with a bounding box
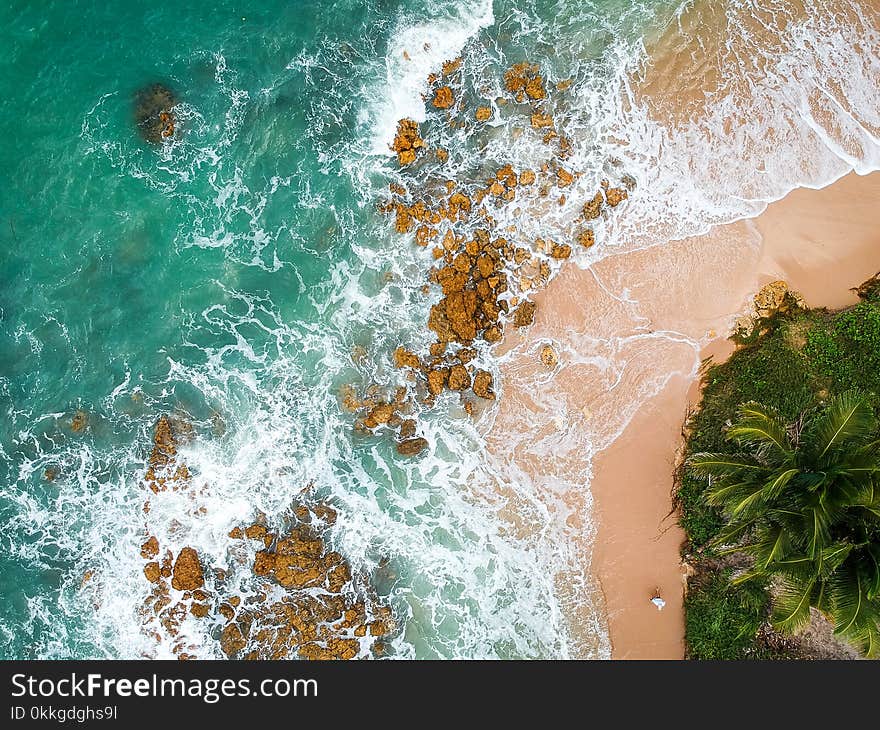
[0,0,877,658]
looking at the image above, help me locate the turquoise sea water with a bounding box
[1,0,877,658]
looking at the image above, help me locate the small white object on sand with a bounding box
[651,596,666,611]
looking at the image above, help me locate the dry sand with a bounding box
[488,170,880,658]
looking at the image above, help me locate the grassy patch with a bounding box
[684,567,768,660]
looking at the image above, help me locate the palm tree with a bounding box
[687,390,880,657]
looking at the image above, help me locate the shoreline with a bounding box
[592,170,880,658]
[490,170,880,658]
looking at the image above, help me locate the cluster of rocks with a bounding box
[360,59,635,454]
[220,507,393,660]
[133,83,177,143]
[391,119,425,166]
[136,418,392,659]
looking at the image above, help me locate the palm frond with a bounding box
[814,390,876,459]
[709,518,756,549]
[828,562,880,649]
[686,453,764,480]
[771,577,816,634]
[728,402,792,457]
[819,542,853,575]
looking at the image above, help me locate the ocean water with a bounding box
[0,0,877,658]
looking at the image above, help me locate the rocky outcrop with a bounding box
[503,63,546,102]
[171,548,204,592]
[218,509,394,660]
[391,119,424,165]
[134,418,394,660]
[472,370,495,400]
[734,281,806,338]
[432,86,454,109]
[397,437,428,456]
[134,83,177,143]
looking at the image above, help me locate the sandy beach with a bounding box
[488,170,880,658]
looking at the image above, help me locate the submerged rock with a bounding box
[396,437,428,456]
[133,83,177,143]
[70,409,88,433]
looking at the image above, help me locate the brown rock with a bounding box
[220,623,247,657]
[472,370,495,400]
[190,603,210,618]
[150,416,177,468]
[605,187,628,207]
[442,58,462,76]
[245,524,267,541]
[253,551,275,576]
[432,86,454,109]
[396,438,428,456]
[144,562,161,583]
[394,347,421,369]
[525,76,546,100]
[366,403,395,426]
[583,192,603,220]
[457,348,476,364]
[484,325,503,343]
[476,106,492,121]
[550,243,572,259]
[140,536,159,559]
[448,364,471,391]
[577,229,595,248]
[399,419,417,439]
[531,113,553,129]
[171,547,204,592]
[540,345,558,368]
[445,290,478,341]
[427,368,449,395]
[513,301,537,327]
[519,170,536,186]
[391,119,424,165]
[452,252,471,273]
[556,169,574,187]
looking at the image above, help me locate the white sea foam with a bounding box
[365,0,495,154]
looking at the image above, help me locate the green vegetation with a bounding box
[684,568,769,660]
[689,392,880,656]
[679,278,880,659]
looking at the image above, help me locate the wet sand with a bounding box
[592,170,880,658]
[489,170,880,658]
